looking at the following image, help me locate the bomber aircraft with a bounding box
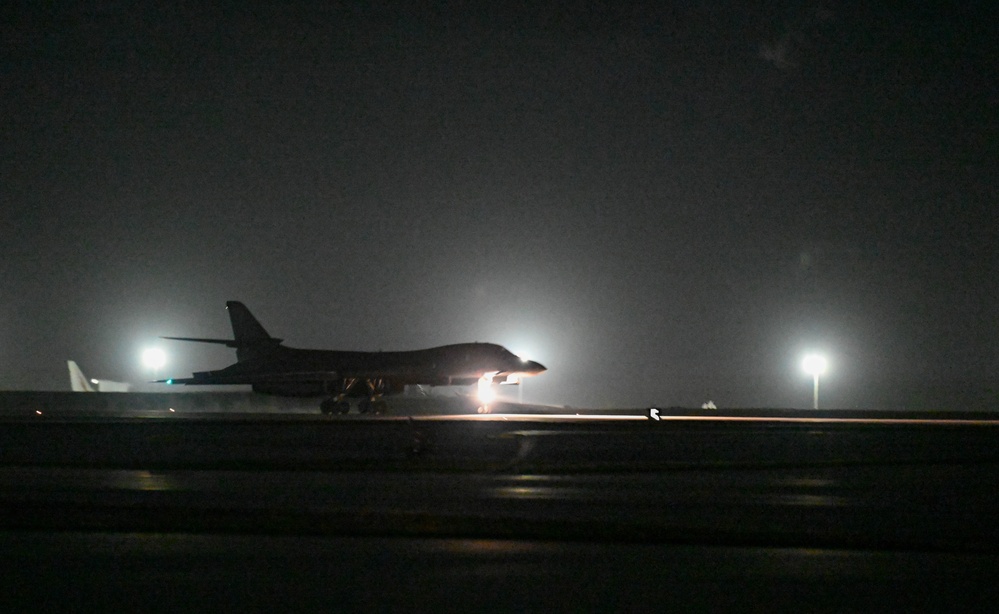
[159,301,546,414]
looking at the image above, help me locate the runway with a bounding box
[3,409,999,543]
[423,412,999,426]
[4,401,999,610]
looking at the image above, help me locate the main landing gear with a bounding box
[319,377,389,416]
[358,397,389,415]
[320,397,350,415]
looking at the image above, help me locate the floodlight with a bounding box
[802,354,827,376]
[801,353,828,409]
[142,348,167,370]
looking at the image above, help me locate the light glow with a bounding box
[478,385,496,405]
[801,353,828,410]
[477,372,498,405]
[142,348,167,370]
[802,354,827,376]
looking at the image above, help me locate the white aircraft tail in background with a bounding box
[67,361,131,392]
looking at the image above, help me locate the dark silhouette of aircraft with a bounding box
[159,301,546,414]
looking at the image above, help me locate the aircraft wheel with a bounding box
[335,400,350,415]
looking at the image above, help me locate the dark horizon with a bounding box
[3,3,996,410]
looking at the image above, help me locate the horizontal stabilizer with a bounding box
[162,336,239,347]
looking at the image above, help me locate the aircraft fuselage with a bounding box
[161,302,547,402]
[181,342,545,396]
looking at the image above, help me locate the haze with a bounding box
[2,3,995,409]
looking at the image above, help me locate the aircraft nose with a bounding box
[524,360,546,374]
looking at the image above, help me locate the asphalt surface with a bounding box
[3,405,999,611]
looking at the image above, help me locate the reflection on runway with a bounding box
[4,406,999,610]
[1,409,999,552]
[645,414,999,426]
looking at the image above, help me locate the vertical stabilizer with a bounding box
[225,301,282,362]
[67,361,95,392]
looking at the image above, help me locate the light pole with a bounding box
[802,354,828,410]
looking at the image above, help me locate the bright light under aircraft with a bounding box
[478,372,498,407]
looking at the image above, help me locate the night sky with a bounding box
[3,3,996,409]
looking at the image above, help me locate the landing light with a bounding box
[477,372,498,405]
[478,385,496,405]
